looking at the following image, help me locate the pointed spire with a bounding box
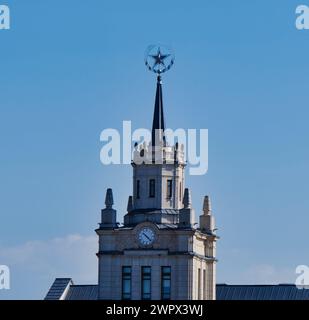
[200,195,215,232]
[203,195,212,215]
[100,188,118,229]
[183,188,192,209]
[105,188,114,209]
[152,75,166,146]
[127,196,133,212]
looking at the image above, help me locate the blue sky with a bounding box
[1,0,309,299]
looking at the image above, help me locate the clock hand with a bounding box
[143,233,151,241]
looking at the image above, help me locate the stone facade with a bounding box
[97,222,217,300]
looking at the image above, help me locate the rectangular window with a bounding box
[149,179,155,198]
[203,269,206,300]
[136,180,140,199]
[122,266,132,300]
[161,266,171,300]
[179,182,182,201]
[198,268,201,300]
[167,179,172,198]
[141,266,151,300]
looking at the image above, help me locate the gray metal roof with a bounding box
[128,208,180,215]
[45,278,97,300]
[46,279,309,300]
[216,284,309,300]
[156,223,180,229]
[44,278,72,300]
[65,285,98,300]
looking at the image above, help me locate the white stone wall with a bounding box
[98,253,190,300]
[97,222,217,300]
[190,257,216,300]
[133,163,185,210]
[97,223,197,252]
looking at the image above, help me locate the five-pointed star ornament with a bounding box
[150,48,171,71]
[145,45,175,74]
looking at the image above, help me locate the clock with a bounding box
[138,227,155,246]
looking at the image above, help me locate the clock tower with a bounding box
[96,46,218,300]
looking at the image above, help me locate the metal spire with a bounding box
[151,75,165,146]
[145,45,175,147]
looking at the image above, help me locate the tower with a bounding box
[124,74,186,226]
[96,46,218,300]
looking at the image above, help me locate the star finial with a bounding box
[145,45,175,75]
[150,47,171,72]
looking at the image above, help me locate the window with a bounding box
[179,182,182,201]
[161,266,171,300]
[149,179,155,198]
[203,269,206,300]
[167,179,172,198]
[136,180,140,199]
[141,266,151,300]
[198,268,201,300]
[122,266,132,300]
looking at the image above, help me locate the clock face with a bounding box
[138,227,155,246]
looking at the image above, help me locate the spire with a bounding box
[105,188,114,209]
[151,75,166,146]
[179,188,195,228]
[99,188,118,229]
[203,195,212,215]
[200,195,215,232]
[127,196,133,212]
[183,188,192,209]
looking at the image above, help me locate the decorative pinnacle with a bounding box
[127,196,133,212]
[183,188,192,209]
[203,195,212,215]
[105,188,114,209]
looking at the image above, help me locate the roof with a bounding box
[44,278,73,300]
[216,284,309,300]
[45,279,97,300]
[65,285,98,300]
[45,280,309,300]
[128,208,180,215]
